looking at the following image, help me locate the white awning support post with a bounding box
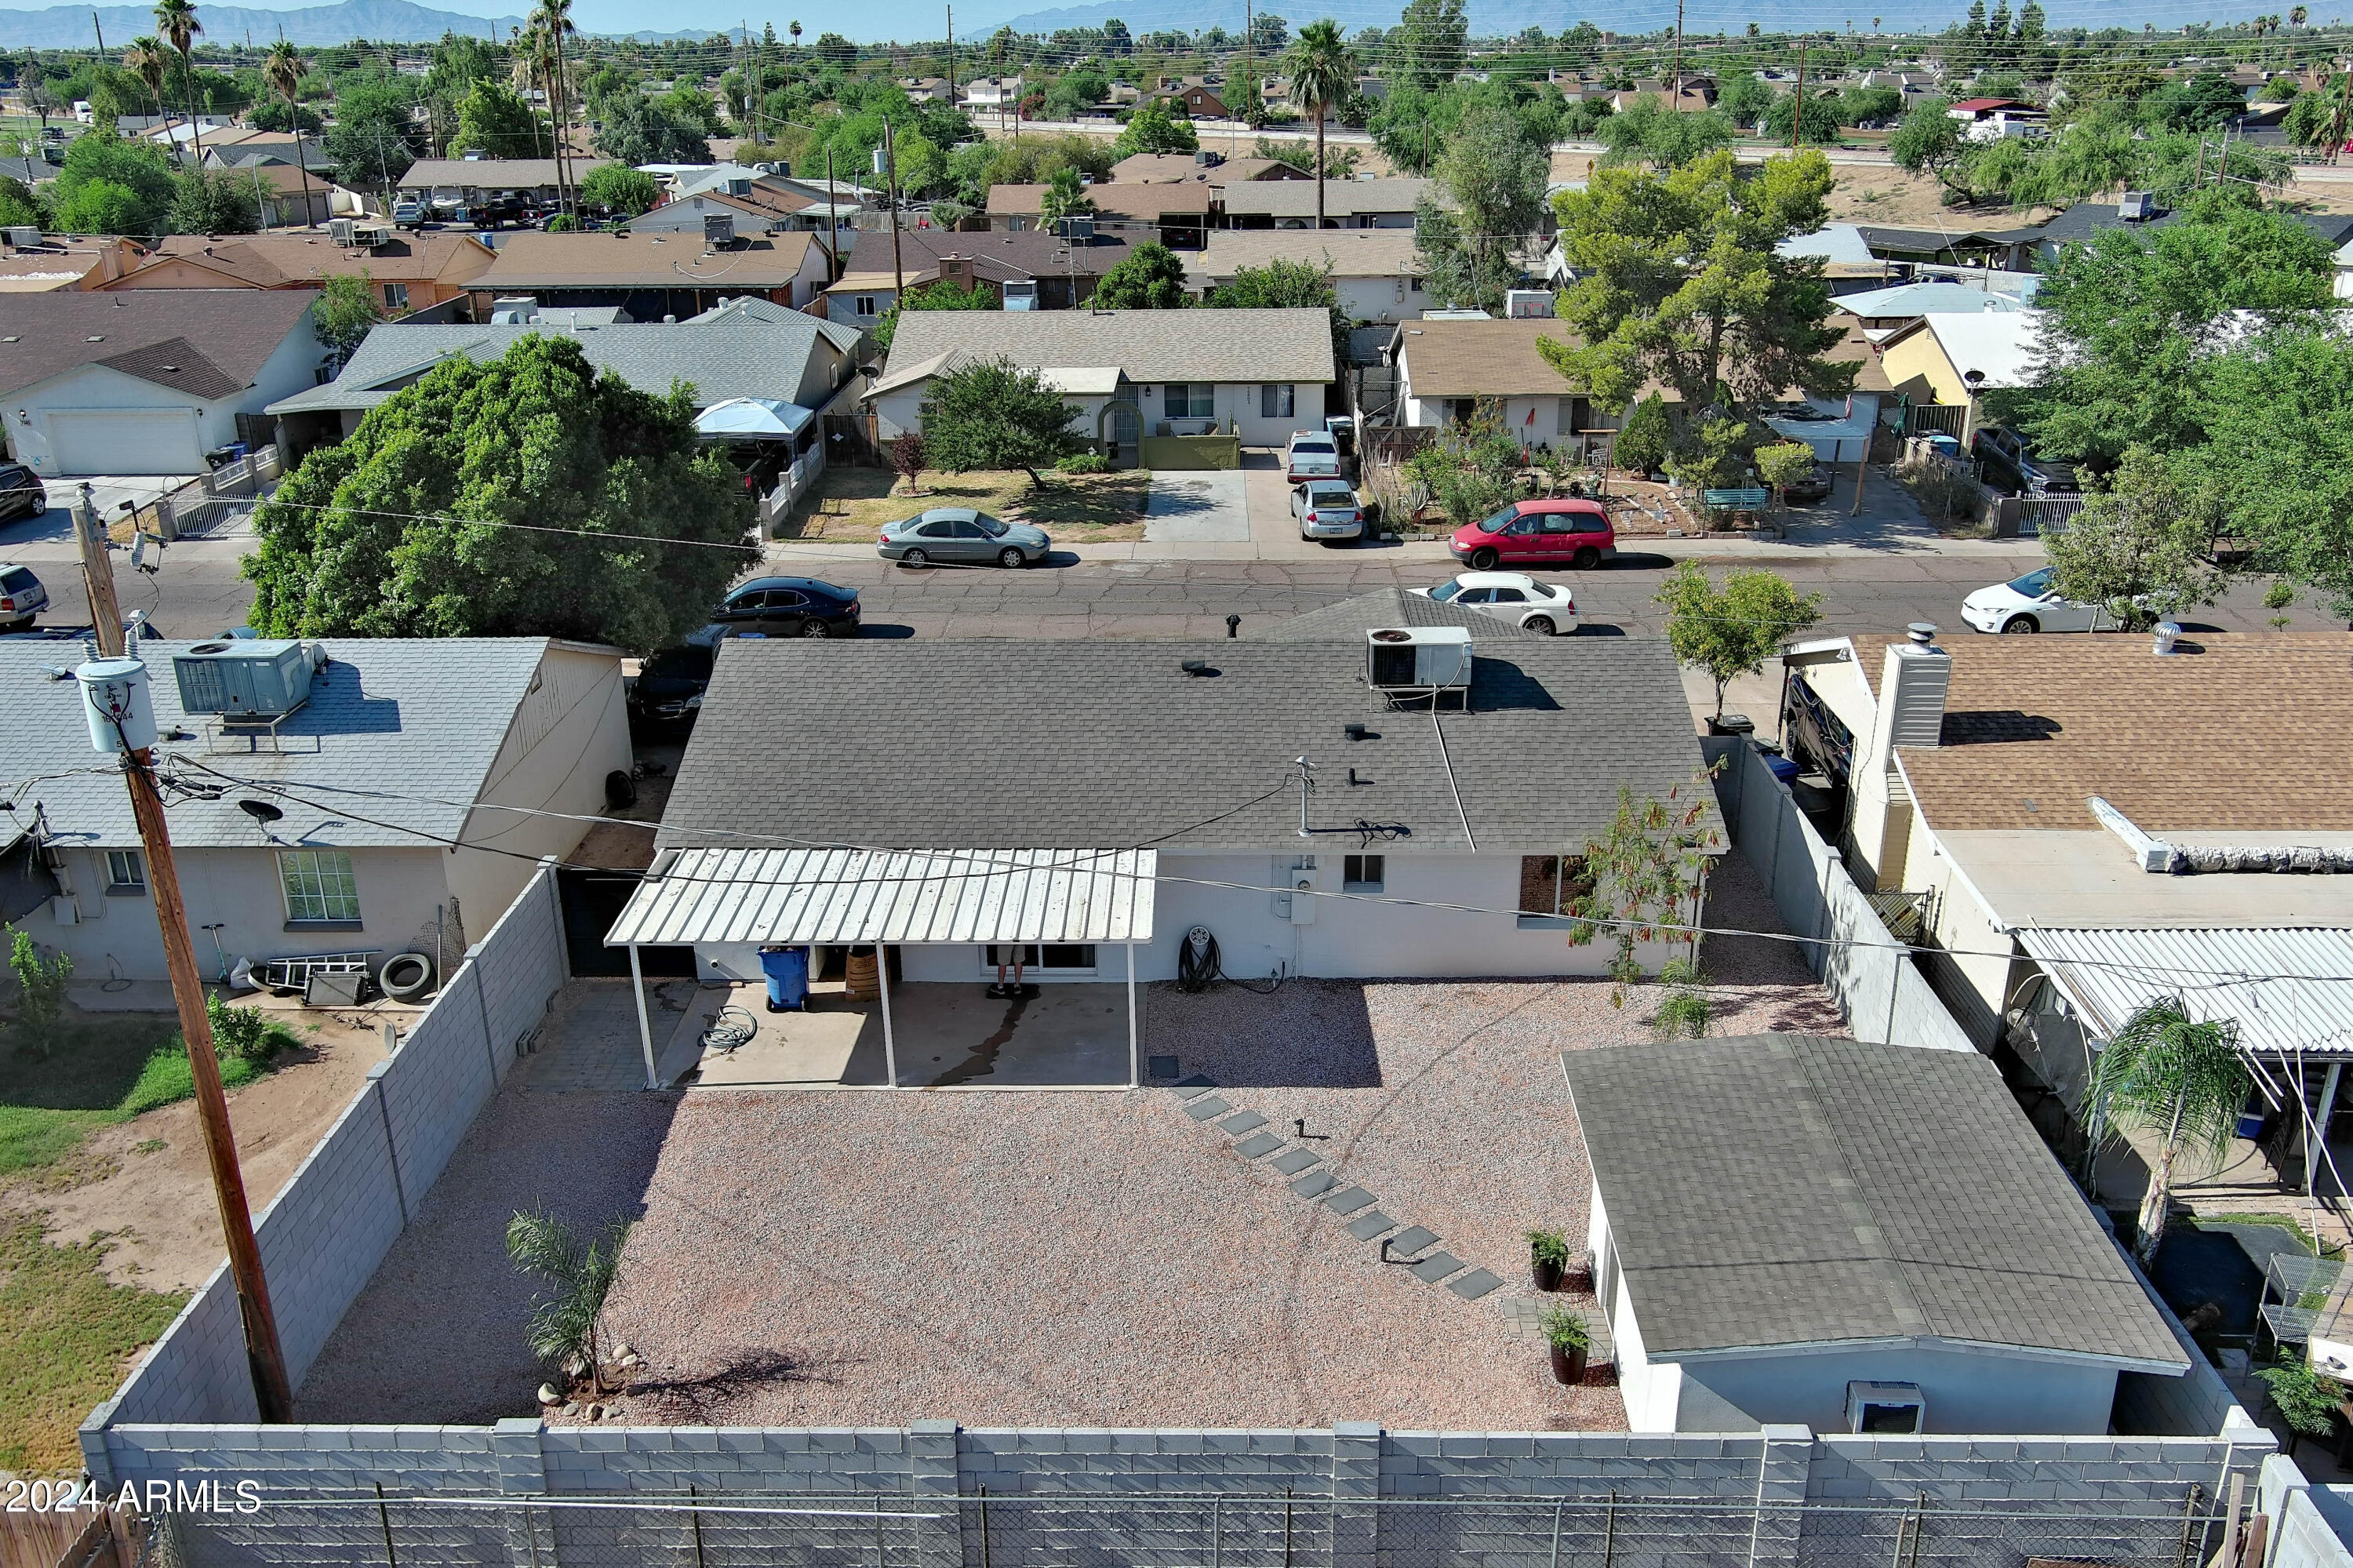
[1126,941,1139,1089]
[2309,1061,2344,1196]
[627,944,659,1090]
[877,945,899,1090]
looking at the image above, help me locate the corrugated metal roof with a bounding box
[604,847,1156,948]
[2016,926,2353,1059]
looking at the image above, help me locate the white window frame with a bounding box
[382,282,410,311]
[1163,382,1213,420]
[1260,383,1294,418]
[855,293,878,317]
[980,942,1100,977]
[105,849,145,892]
[278,849,360,925]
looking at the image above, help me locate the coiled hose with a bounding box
[1175,926,1286,995]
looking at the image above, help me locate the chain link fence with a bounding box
[147,1490,2231,1568]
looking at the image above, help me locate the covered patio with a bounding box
[603,847,1157,1091]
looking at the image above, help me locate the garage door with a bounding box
[47,409,205,477]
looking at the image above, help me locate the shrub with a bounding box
[2262,1360,2339,1439]
[1614,393,1671,476]
[1054,453,1109,475]
[1541,1307,1590,1351]
[1526,1229,1570,1267]
[5,926,71,1056]
[205,992,296,1065]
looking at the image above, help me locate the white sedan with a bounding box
[1412,572,1580,635]
[1961,566,2118,635]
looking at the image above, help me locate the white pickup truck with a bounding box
[1285,430,1343,484]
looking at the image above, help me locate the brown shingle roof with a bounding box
[110,232,496,288]
[843,227,1135,279]
[1848,631,2353,835]
[473,229,815,289]
[985,182,1217,218]
[0,289,316,398]
[1111,153,1302,184]
[1397,318,1580,398]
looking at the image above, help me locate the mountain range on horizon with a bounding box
[0,0,522,48]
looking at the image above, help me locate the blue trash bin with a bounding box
[758,946,809,1011]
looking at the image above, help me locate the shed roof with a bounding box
[2017,926,2353,1060]
[984,182,1217,218]
[1878,311,2046,390]
[1562,1033,2190,1369]
[107,231,496,289]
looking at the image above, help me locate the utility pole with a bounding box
[946,4,955,106]
[1671,0,1684,104]
[1791,39,1809,148]
[884,118,904,297]
[820,144,838,278]
[550,21,575,219]
[1243,0,1253,145]
[92,9,104,57]
[71,491,293,1424]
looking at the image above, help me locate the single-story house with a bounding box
[465,229,831,319]
[1779,631,2353,1197]
[986,180,1214,249]
[1256,586,1545,642]
[869,307,1337,462]
[266,294,859,456]
[1389,316,1597,452]
[0,636,630,985]
[1184,229,1425,324]
[1142,79,1227,118]
[95,232,498,317]
[0,235,140,292]
[2031,197,2353,267]
[394,157,615,211]
[821,229,1136,323]
[638,171,867,246]
[1835,279,2033,344]
[1220,176,1432,231]
[1565,1033,2191,1435]
[1111,152,1304,185]
[1875,310,2045,442]
[609,634,1713,1045]
[1773,224,1893,295]
[0,290,323,476]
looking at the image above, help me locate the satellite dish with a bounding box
[238,799,284,825]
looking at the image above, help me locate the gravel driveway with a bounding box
[299,855,1838,1432]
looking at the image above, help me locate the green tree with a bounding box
[123,36,171,128]
[2085,996,2250,1263]
[0,177,38,231]
[1111,96,1198,155]
[1252,133,1357,179]
[1654,562,1824,721]
[917,357,1084,486]
[1038,166,1095,227]
[53,130,176,230]
[1596,96,1733,168]
[1280,18,1355,230]
[506,1208,631,1399]
[53,179,147,235]
[167,166,258,234]
[2191,329,2353,617]
[313,270,385,361]
[1613,392,1670,475]
[262,42,315,225]
[813,31,857,67]
[2013,194,2333,467]
[1544,151,1852,459]
[1091,239,1191,308]
[1396,0,1467,90]
[1561,773,1722,998]
[1763,92,1847,144]
[1752,440,1817,504]
[1888,96,1970,199]
[1717,71,1773,128]
[326,78,424,193]
[591,96,711,166]
[1413,99,1548,315]
[2041,447,2224,629]
[5,925,72,1057]
[1042,67,1107,121]
[152,0,205,166]
[243,335,751,651]
[580,164,659,217]
[453,78,543,159]
[872,278,998,353]
[1208,255,1346,359]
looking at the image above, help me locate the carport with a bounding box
[602,846,1156,1090]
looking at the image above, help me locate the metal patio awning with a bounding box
[2016,926,2353,1060]
[603,847,1157,948]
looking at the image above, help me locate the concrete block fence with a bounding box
[90,865,569,1433]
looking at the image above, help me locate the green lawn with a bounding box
[0,1010,270,1181]
[0,1217,187,1474]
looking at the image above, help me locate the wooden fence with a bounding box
[0,1506,144,1568]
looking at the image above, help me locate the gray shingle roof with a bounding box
[0,290,318,401]
[2033,199,2353,249]
[1561,1034,2191,1370]
[0,638,561,849]
[879,307,1336,389]
[1259,588,1545,642]
[660,638,1707,853]
[267,300,850,417]
[1218,177,1438,218]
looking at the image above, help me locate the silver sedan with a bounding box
[878,508,1052,569]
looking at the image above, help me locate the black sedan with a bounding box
[0,463,46,525]
[628,644,715,730]
[1779,464,1835,505]
[710,577,862,638]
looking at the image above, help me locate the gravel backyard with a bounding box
[300,854,1840,1432]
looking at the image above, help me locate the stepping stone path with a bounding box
[1162,1075,1516,1315]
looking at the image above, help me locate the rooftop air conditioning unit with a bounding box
[173,639,322,719]
[1365,626,1471,692]
[704,212,736,247]
[1846,1382,1926,1435]
[0,225,39,249]
[1002,279,1039,311]
[727,175,753,196]
[1505,288,1553,318]
[327,216,357,245]
[2119,190,2155,220]
[461,147,486,160]
[355,223,393,247]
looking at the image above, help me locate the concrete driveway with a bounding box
[1141,468,1250,544]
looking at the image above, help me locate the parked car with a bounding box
[1290,478,1364,543]
[1413,571,1579,635]
[1778,463,1835,505]
[878,508,1051,569]
[0,463,45,525]
[627,643,715,729]
[1284,430,1343,484]
[1972,425,2079,497]
[1449,498,1617,572]
[392,198,426,229]
[1961,565,2117,634]
[0,562,49,632]
[710,576,862,638]
[474,195,526,228]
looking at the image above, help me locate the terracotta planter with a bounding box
[1549,1344,1588,1385]
[1531,1254,1565,1293]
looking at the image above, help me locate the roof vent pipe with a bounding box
[1906,621,1937,647]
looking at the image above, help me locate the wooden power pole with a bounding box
[884,118,904,297]
[1791,41,1809,149]
[73,493,293,1424]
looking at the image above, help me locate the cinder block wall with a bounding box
[93,867,569,1436]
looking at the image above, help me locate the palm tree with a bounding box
[529,0,577,217]
[2293,4,2309,24]
[506,1209,632,1400]
[789,18,802,50]
[1280,19,1354,231]
[154,0,205,168]
[125,37,171,135]
[264,40,311,228]
[2086,996,2251,1264]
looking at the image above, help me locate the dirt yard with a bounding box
[781,467,1151,544]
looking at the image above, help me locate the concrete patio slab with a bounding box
[1141,470,1250,544]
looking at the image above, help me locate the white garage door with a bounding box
[47,409,205,477]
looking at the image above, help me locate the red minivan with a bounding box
[1449,498,1617,572]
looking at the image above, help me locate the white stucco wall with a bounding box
[34,843,456,983]
[877,377,1327,446]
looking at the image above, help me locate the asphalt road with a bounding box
[20,540,2337,646]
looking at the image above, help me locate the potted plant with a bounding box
[1542,1307,1590,1385]
[1526,1228,1570,1292]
